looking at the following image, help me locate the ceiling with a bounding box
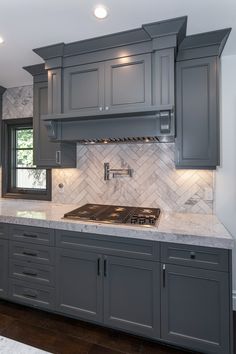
[0,0,235,88]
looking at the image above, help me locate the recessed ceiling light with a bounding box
[0,37,5,44]
[94,5,108,19]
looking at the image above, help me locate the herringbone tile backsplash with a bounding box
[52,143,214,214]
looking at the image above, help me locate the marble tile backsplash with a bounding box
[52,143,214,213]
[2,86,214,213]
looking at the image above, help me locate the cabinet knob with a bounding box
[190,252,196,259]
[105,106,109,111]
[99,107,103,111]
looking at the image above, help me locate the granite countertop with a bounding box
[0,199,233,249]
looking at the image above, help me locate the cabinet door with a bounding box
[34,82,59,167]
[175,57,218,168]
[103,256,160,338]
[34,82,76,168]
[161,264,230,354]
[105,54,152,113]
[0,239,8,299]
[63,62,105,115]
[56,248,103,322]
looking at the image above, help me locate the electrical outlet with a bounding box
[204,187,213,201]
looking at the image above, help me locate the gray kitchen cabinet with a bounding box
[34,81,76,168]
[0,239,8,299]
[55,248,103,322]
[175,56,219,168]
[63,62,105,115]
[104,54,152,113]
[161,263,230,354]
[63,54,152,116]
[103,256,160,338]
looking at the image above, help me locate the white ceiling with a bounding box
[0,0,235,88]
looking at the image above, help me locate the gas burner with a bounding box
[64,204,161,227]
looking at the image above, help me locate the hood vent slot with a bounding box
[77,136,174,145]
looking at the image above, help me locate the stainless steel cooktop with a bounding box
[64,204,161,227]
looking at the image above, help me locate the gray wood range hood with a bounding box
[24,16,230,145]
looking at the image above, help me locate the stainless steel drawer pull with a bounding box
[23,251,38,257]
[23,233,38,238]
[22,269,38,277]
[162,264,166,288]
[56,150,61,165]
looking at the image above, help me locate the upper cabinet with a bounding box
[64,54,153,115]
[33,16,187,122]
[64,62,105,115]
[175,57,219,168]
[104,54,152,113]
[24,65,76,168]
[175,29,231,169]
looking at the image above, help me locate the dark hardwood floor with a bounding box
[0,300,233,354]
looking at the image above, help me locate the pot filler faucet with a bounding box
[104,163,133,181]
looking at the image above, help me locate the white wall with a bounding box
[215,54,236,309]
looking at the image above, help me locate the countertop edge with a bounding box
[0,215,233,250]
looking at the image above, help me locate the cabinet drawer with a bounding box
[9,260,55,286]
[56,230,159,261]
[0,223,8,240]
[9,279,54,309]
[161,243,229,271]
[9,241,55,265]
[9,225,55,246]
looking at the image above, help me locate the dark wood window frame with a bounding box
[2,118,52,201]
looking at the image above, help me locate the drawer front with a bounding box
[161,243,229,271]
[9,225,55,246]
[0,223,8,240]
[9,241,55,265]
[56,230,159,261]
[9,279,54,309]
[9,260,55,286]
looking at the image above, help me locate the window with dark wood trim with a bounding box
[2,118,51,200]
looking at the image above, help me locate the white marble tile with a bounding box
[0,199,233,249]
[0,336,51,354]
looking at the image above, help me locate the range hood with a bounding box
[43,109,175,144]
[25,16,188,144]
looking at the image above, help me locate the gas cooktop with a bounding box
[64,204,161,227]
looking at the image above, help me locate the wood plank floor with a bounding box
[0,300,234,354]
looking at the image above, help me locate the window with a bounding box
[2,118,51,200]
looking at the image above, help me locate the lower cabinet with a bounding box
[0,223,232,354]
[0,239,8,299]
[161,264,230,354]
[56,248,103,322]
[56,249,160,338]
[103,256,160,337]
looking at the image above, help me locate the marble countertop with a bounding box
[0,199,233,249]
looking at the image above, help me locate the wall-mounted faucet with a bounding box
[104,162,133,181]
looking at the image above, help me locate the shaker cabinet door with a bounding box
[104,54,152,113]
[103,256,160,338]
[175,57,219,168]
[63,62,105,115]
[55,248,103,322]
[34,82,59,167]
[161,264,230,354]
[34,82,76,168]
[0,239,8,299]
